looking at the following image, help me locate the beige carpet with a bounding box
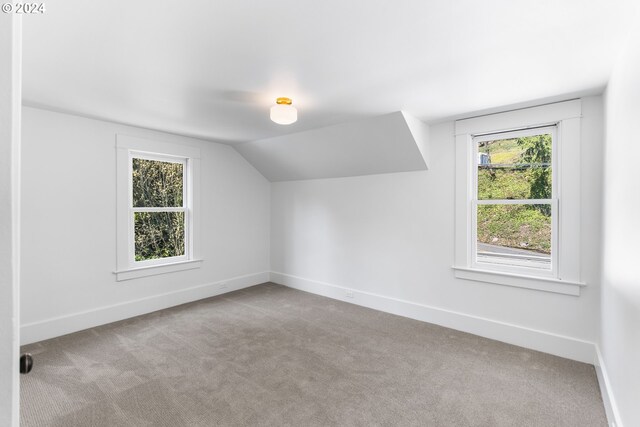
[21,283,606,426]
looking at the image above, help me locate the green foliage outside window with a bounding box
[132,158,186,261]
[133,158,183,207]
[477,134,552,254]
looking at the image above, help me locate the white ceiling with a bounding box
[22,0,638,143]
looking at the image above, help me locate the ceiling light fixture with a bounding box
[270,97,297,125]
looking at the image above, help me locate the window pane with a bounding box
[476,204,551,270]
[478,133,552,200]
[133,158,183,207]
[134,212,185,261]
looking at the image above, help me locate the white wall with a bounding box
[0,12,21,427]
[601,25,640,427]
[271,96,604,363]
[20,107,271,344]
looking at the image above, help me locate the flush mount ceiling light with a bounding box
[270,97,297,125]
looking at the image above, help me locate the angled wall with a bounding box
[235,112,429,182]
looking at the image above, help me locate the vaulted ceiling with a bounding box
[22,0,638,143]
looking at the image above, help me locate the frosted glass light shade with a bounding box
[270,103,297,125]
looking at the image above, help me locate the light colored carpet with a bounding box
[21,283,606,426]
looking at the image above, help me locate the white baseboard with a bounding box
[21,271,270,345]
[270,271,597,364]
[595,346,623,427]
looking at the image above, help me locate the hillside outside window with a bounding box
[472,127,557,276]
[453,100,584,295]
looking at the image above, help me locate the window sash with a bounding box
[128,152,190,266]
[471,199,558,277]
[131,207,186,213]
[130,152,187,209]
[476,199,552,205]
[470,126,558,277]
[473,125,556,142]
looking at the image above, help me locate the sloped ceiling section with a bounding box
[234,111,429,182]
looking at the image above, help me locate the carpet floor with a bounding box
[20,283,607,426]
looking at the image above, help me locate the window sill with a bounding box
[452,266,585,296]
[115,259,203,281]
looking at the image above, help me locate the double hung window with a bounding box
[131,153,188,265]
[453,100,584,295]
[472,127,556,276]
[116,135,201,281]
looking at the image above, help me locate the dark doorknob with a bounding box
[20,353,33,374]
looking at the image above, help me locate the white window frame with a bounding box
[471,126,558,277]
[115,135,202,281]
[453,100,585,296]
